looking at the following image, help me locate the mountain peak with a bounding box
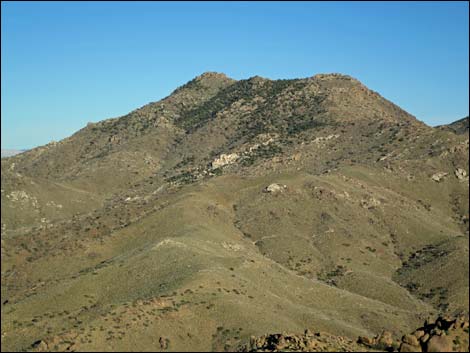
[311,72,360,82]
[194,71,234,82]
[246,75,270,83]
[171,72,235,96]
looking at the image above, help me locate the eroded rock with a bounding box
[212,153,239,168]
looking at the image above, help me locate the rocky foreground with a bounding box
[239,315,470,352]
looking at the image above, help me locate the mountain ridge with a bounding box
[3,72,424,176]
[1,72,468,352]
[437,116,469,135]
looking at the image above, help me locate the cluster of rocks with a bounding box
[5,190,39,208]
[358,330,396,350]
[360,196,382,209]
[238,329,358,352]
[237,315,469,353]
[359,315,469,352]
[31,332,77,352]
[211,153,240,169]
[454,168,468,182]
[45,201,63,209]
[312,134,340,144]
[248,133,278,152]
[431,168,468,183]
[243,332,317,352]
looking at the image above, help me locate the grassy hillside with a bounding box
[1,73,468,352]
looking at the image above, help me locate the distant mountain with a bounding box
[1,72,468,352]
[1,149,26,158]
[437,116,469,135]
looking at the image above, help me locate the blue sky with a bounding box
[1,1,469,149]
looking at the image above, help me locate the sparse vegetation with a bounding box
[1,72,468,352]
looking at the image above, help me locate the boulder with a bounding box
[402,334,420,347]
[431,172,448,182]
[455,168,468,181]
[31,340,48,351]
[426,335,453,352]
[305,339,317,350]
[413,330,425,340]
[255,336,266,348]
[399,342,422,352]
[159,337,169,350]
[275,335,288,350]
[377,331,394,347]
[436,316,455,330]
[357,336,376,346]
[265,183,287,193]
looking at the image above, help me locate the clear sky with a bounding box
[1,1,469,149]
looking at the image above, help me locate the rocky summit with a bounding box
[1,72,469,352]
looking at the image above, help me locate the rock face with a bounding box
[211,153,239,168]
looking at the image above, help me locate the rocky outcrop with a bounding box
[360,196,381,209]
[358,330,400,351]
[312,134,340,144]
[431,172,448,182]
[5,190,39,207]
[360,315,469,352]
[109,135,121,144]
[264,183,287,193]
[238,315,469,352]
[211,153,240,169]
[238,329,362,352]
[454,168,468,182]
[159,336,170,350]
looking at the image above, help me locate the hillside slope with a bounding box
[1,73,468,352]
[437,116,469,135]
